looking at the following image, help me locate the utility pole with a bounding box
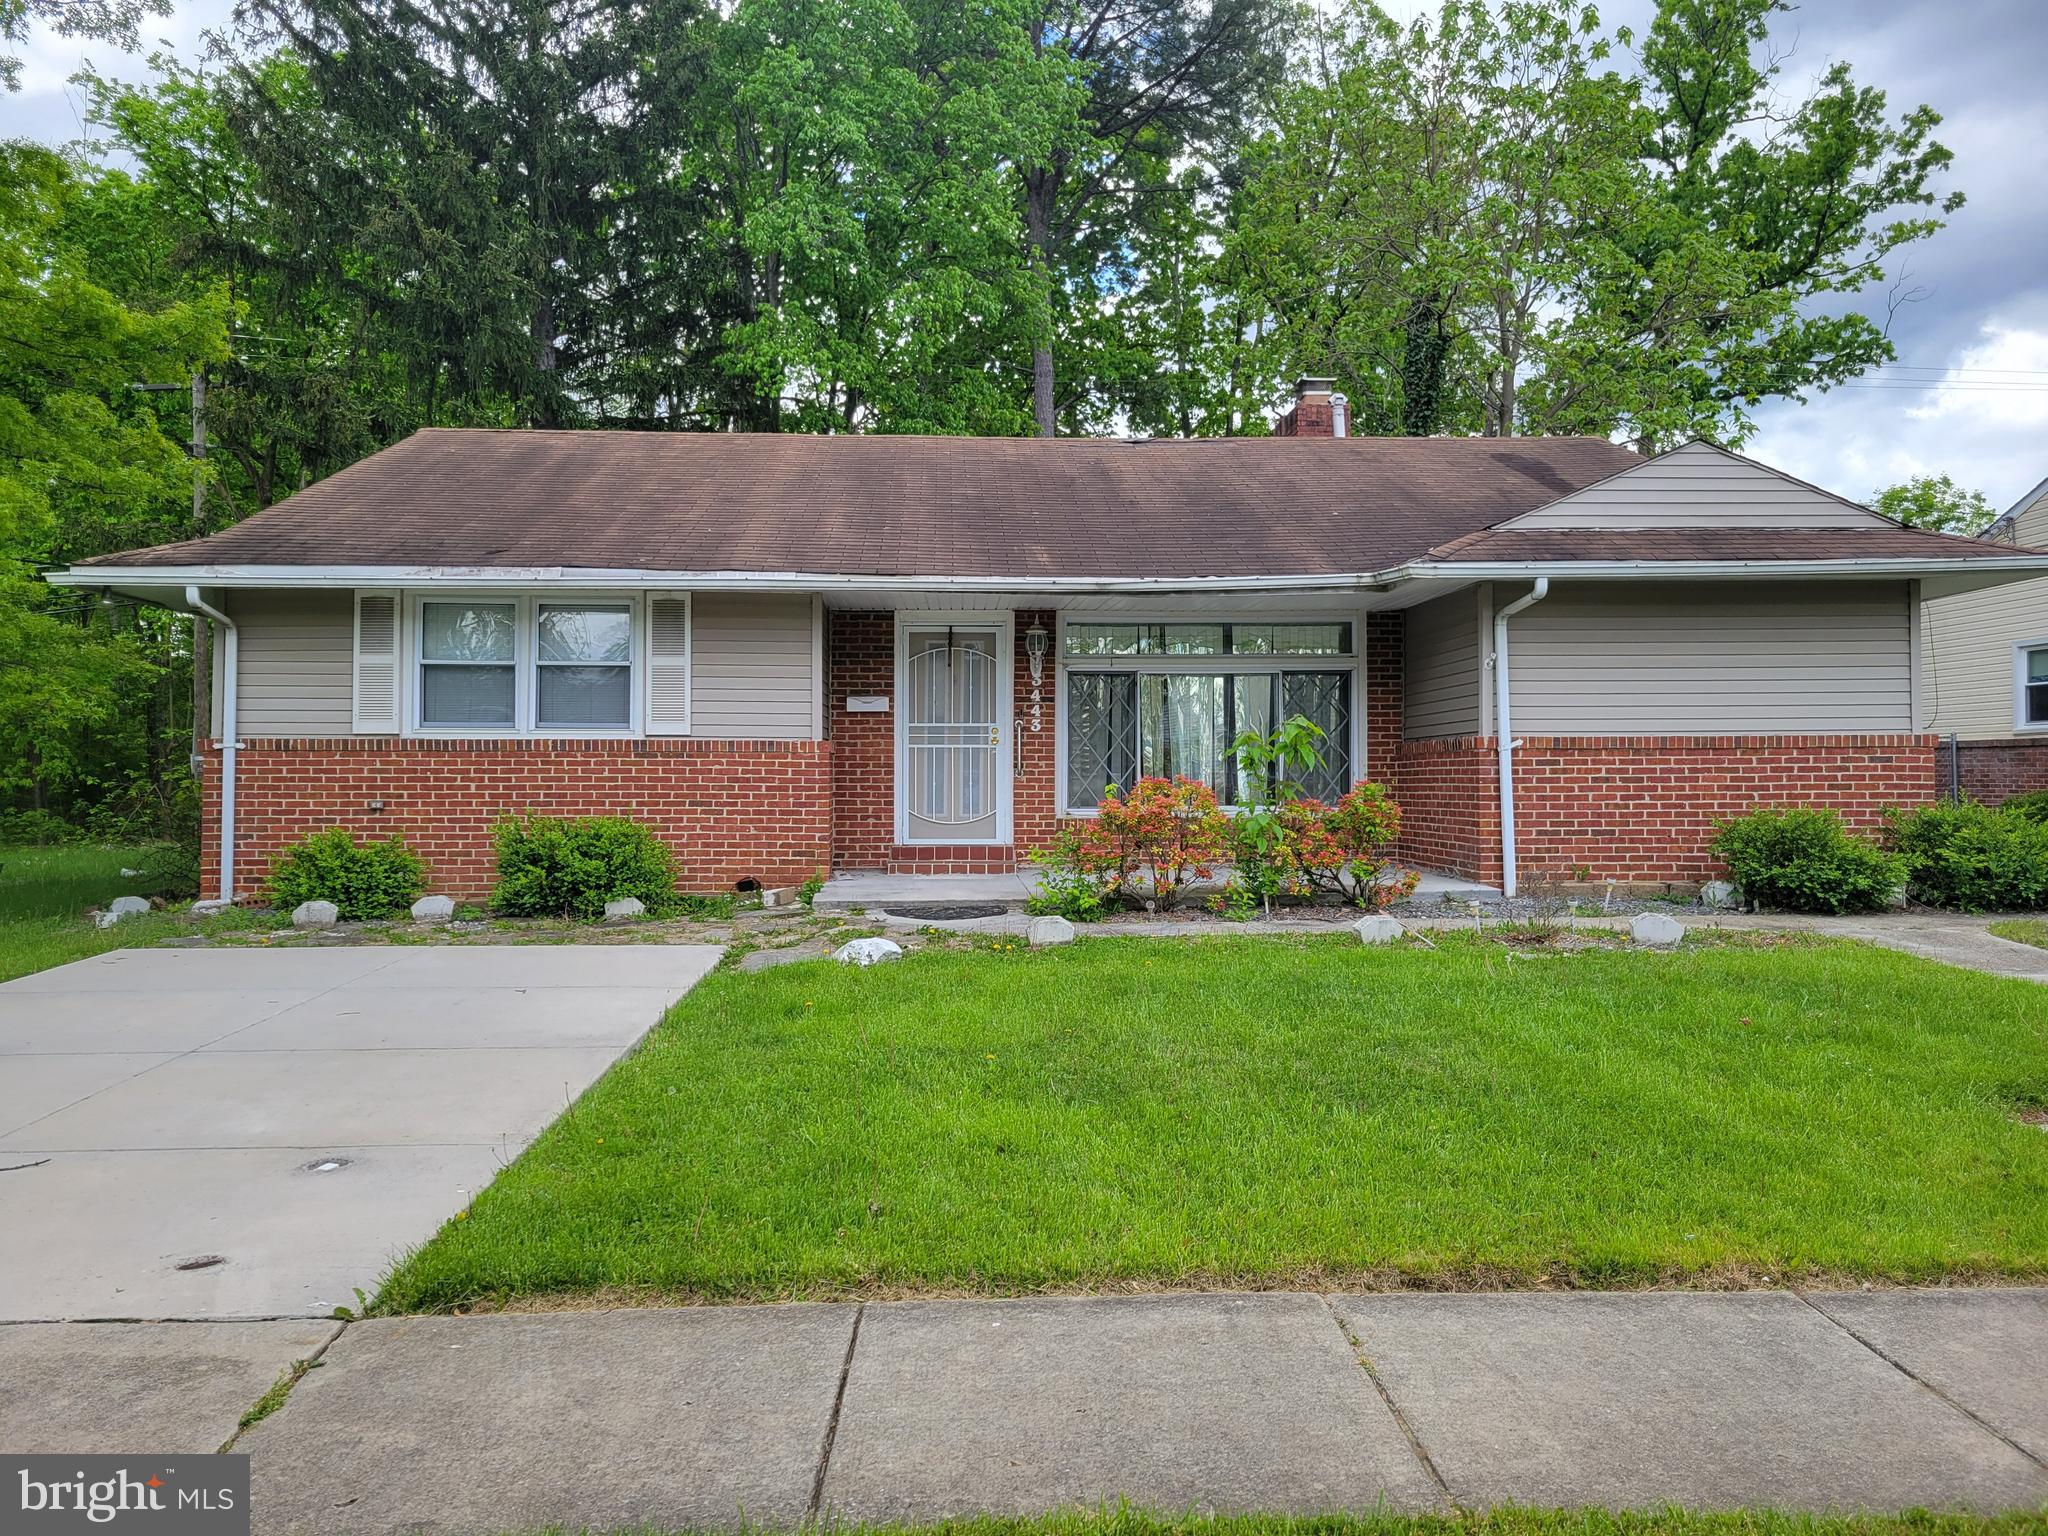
[188,370,208,773]
[133,372,209,773]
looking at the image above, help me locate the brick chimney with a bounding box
[1273,377,1348,438]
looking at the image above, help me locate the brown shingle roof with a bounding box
[78,428,1643,579]
[1422,527,2048,563]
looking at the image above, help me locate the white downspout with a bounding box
[1492,577,1549,900]
[185,586,238,902]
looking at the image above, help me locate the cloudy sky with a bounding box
[8,0,2047,510]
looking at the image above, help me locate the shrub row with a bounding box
[1711,800,2048,915]
[264,813,689,920]
[1027,774,1414,922]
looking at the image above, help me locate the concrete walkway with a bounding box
[8,1288,2020,1531]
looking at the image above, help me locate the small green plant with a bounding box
[1229,715,1328,913]
[796,871,826,906]
[1883,800,2048,912]
[1709,807,1904,915]
[1025,828,1108,922]
[492,813,680,919]
[267,829,429,919]
[1206,878,1259,920]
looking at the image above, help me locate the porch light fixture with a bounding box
[1025,622,1050,731]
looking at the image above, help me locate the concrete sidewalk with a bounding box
[86,1287,2034,1532]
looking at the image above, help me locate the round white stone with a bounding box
[834,937,904,966]
[292,900,340,929]
[1026,915,1076,947]
[1631,911,1686,948]
[1352,914,1403,945]
[1698,880,1737,909]
[108,895,152,917]
[410,895,456,921]
[603,897,647,921]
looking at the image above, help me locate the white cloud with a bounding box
[1749,319,2048,512]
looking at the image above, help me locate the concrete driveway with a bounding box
[0,944,719,1322]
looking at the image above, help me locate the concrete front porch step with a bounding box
[815,867,1502,914]
[815,872,1034,911]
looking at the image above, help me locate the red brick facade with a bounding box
[826,612,895,870]
[201,737,832,900]
[824,609,1058,874]
[1377,732,1937,887]
[1944,738,2048,804]
[197,603,1944,903]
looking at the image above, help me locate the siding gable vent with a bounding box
[646,594,691,735]
[353,591,401,732]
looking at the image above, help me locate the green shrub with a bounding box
[2000,788,2048,825]
[492,813,679,919]
[1884,800,2048,912]
[1708,806,1905,915]
[1026,829,1109,922]
[268,829,429,919]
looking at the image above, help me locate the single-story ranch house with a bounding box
[52,382,2048,902]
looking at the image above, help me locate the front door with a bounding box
[898,621,1009,844]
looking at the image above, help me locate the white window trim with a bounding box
[2015,637,2048,734]
[893,612,1015,847]
[1054,611,1364,817]
[402,591,648,739]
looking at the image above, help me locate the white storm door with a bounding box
[898,622,1009,844]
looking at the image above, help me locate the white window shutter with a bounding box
[353,592,401,733]
[646,596,690,735]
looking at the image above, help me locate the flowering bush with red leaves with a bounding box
[1078,776,1229,910]
[1224,780,1415,911]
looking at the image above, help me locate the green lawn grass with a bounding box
[376,934,2048,1311]
[562,1514,2048,1536]
[0,842,273,983]
[1988,918,2048,951]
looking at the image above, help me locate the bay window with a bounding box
[1062,620,1355,810]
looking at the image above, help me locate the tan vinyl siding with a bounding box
[689,592,817,739]
[1921,492,2048,739]
[1508,581,1913,734]
[231,589,354,736]
[1403,589,1482,738]
[1506,441,1887,530]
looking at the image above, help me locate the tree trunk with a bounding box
[1024,170,1058,437]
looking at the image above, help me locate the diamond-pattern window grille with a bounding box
[1282,671,1352,801]
[1067,672,1138,808]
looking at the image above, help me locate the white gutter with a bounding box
[1404,556,2048,580]
[1492,577,1549,901]
[184,586,238,902]
[50,564,1395,595]
[48,551,2048,595]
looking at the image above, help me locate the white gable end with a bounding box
[1502,440,1890,530]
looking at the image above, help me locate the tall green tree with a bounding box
[1219,0,1959,445]
[1870,475,1996,536]
[233,0,712,429]
[1017,0,1287,435]
[688,0,1079,433]
[0,143,229,825]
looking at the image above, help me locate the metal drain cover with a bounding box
[884,902,1010,921]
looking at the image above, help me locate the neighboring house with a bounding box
[1919,475,2048,802]
[51,382,2048,901]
